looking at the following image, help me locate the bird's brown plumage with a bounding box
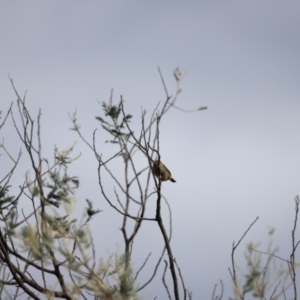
[152,160,176,183]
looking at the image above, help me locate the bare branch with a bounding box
[229,216,259,293]
[0,102,13,130]
[290,196,299,300]
[162,260,172,300]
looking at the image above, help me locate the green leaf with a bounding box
[95,116,109,125]
[101,125,113,134]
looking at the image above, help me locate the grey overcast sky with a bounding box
[1,1,300,299]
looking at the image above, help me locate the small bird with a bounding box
[152,160,176,183]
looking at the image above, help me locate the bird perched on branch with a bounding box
[152,160,176,183]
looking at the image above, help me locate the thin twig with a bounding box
[0,102,13,130]
[174,258,187,300]
[134,252,152,280]
[162,260,172,300]
[290,196,299,300]
[229,216,259,288]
